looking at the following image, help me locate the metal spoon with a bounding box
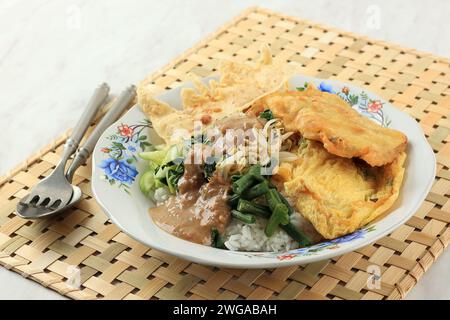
[16,185,83,219]
[16,83,110,218]
[16,85,136,218]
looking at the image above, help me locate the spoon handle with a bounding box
[69,83,110,148]
[54,83,110,174]
[66,85,136,181]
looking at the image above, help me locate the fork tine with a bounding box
[19,195,31,205]
[50,199,63,209]
[21,193,37,205]
[35,196,51,207]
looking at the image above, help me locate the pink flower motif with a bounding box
[342,87,350,95]
[367,100,383,113]
[118,124,133,137]
[277,253,296,261]
[101,147,110,153]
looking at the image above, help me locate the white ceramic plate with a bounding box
[91,75,435,268]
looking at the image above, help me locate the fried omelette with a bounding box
[137,46,293,143]
[252,85,407,167]
[138,47,408,242]
[278,140,406,239]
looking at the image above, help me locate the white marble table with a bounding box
[1,0,449,300]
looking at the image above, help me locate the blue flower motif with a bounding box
[318,82,334,93]
[127,145,137,152]
[289,247,310,255]
[100,158,138,184]
[329,229,366,244]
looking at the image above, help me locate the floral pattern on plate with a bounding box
[297,81,391,127]
[225,226,376,260]
[98,119,152,194]
[91,74,435,267]
[276,226,376,260]
[97,81,387,255]
[100,81,392,193]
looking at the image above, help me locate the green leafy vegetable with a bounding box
[203,157,217,180]
[166,163,184,193]
[259,109,274,121]
[138,144,184,198]
[211,228,225,248]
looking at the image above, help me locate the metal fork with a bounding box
[16,85,137,219]
[17,83,110,212]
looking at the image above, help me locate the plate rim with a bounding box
[91,76,436,268]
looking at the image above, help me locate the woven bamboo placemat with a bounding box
[1,7,449,300]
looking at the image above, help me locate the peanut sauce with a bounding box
[149,159,231,245]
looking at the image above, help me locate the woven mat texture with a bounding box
[1,7,449,300]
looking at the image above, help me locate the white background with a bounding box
[1,0,449,299]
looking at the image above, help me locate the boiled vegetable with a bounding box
[139,171,155,196]
[232,164,263,194]
[265,188,283,212]
[245,180,270,199]
[232,172,256,194]
[280,223,312,246]
[237,200,270,219]
[228,194,240,208]
[237,199,311,245]
[138,144,184,197]
[265,203,289,237]
[231,210,256,224]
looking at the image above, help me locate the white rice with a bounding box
[224,213,303,252]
